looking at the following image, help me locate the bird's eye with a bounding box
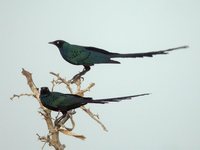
[56,41,60,45]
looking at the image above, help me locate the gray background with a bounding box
[1,0,200,149]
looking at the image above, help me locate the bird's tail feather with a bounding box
[87,93,150,104]
[111,45,188,58]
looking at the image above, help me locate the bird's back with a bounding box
[59,43,120,66]
[40,91,88,113]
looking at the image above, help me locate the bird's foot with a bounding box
[70,109,76,115]
[70,73,84,84]
[70,66,90,84]
[54,111,75,128]
[54,115,66,127]
[54,117,62,127]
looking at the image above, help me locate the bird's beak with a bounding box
[48,41,54,45]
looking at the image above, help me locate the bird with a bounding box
[49,40,188,82]
[40,87,150,122]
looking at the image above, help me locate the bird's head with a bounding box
[40,87,51,96]
[48,40,65,49]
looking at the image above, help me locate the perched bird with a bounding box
[40,87,149,115]
[49,40,188,82]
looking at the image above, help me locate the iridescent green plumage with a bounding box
[39,87,150,114]
[49,40,188,82]
[49,40,188,66]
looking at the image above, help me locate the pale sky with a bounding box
[1,0,200,150]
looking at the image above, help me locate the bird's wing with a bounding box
[83,46,119,55]
[67,45,94,64]
[51,92,92,111]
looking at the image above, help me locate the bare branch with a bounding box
[76,83,95,97]
[75,78,82,93]
[49,72,108,132]
[59,128,86,140]
[12,68,109,150]
[49,72,102,136]
[74,79,108,131]
[19,68,85,150]
[38,110,46,117]
[50,72,73,94]
[51,78,57,92]
[36,133,49,143]
[10,93,34,100]
[81,106,108,132]
[36,134,49,150]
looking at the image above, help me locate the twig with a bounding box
[36,134,49,150]
[50,72,73,94]
[10,93,34,100]
[36,133,49,143]
[51,78,57,92]
[59,128,86,140]
[81,106,108,132]
[76,83,95,97]
[75,80,108,131]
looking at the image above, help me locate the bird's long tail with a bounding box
[87,93,150,104]
[111,45,188,58]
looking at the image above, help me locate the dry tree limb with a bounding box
[76,83,95,97]
[81,106,108,132]
[59,128,86,140]
[51,78,57,92]
[12,68,85,150]
[50,72,108,131]
[21,69,65,150]
[36,133,50,150]
[12,69,108,149]
[50,72,73,94]
[10,93,35,100]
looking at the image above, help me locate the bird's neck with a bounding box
[41,93,50,97]
[40,91,51,98]
[40,92,51,108]
[58,43,71,59]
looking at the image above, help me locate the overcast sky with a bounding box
[1,0,200,150]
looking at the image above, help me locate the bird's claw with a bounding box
[70,109,76,115]
[70,66,89,83]
[54,112,74,128]
[70,74,84,84]
[54,114,65,127]
[54,118,60,127]
[54,117,65,127]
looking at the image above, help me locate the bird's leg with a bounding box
[70,66,91,83]
[60,110,75,124]
[54,113,67,127]
[61,110,76,131]
[54,111,61,125]
[55,111,61,120]
[54,110,76,128]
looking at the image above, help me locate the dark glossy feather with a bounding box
[49,40,188,66]
[40,87,149,114]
